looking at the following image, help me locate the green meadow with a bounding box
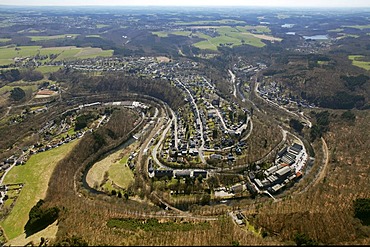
[86,34,101,38]
[0,45,114,65]
[0,141,79,240]
[349,55,370,70]
[175,19,246,25]
[96,24,110,28]
[35,66,63,74]
[193,25,274,50]
[152,31,192,37]
[28,34,79,41]
[344,24,370,30]
[152,24,280,51]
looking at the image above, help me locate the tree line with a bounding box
[51,69,185,111]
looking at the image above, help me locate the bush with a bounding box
[53,235,88,246]
[74,114,95,131]
[293,232,318,246]
[289,119,304,133]
[10,87,26,101]
[354,198,370,225]
[310,111,330,141]
[24,200,60,236]
[341,110,356,122]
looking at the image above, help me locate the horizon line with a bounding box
[0,4,370,8]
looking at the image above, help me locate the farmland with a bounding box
[153,25,279,51]
[27,34,79,41]
[0,140,79,240]
[349,55,370,71]
[0,45,113,65]
[343,24,370,30]
[0,83,38,96]
[35,65,63,74]
[175,19,246,25]
[193,25,278,50]
[152,31,192,37]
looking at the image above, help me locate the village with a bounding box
[1,54,312,209]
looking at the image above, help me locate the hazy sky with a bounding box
[1,0,370,8]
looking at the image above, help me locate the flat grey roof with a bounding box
[276,166,291,177]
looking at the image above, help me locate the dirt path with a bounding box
[312,137,329,187]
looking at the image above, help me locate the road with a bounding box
[312,137,329,188]
[240,118,253,142]
[202,76,215,90]
[176,79,206,164]
[255,126,287,165]
[169,108,178,150]
[0,162,16,187]
[254,81,312,128]
[0,106,12,120]
[229,69,237,98]
[151,113,172,170]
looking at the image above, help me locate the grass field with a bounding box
[28,34,79,41]
[87,143,136,192]
[17,29,42,34]
[35,65,63,74]
[236,25,271,33]
[0,38,11,42]
[96,24,110,28]
[152,31,192,37]
[317,60,329,65]
[336,34,360,39]
[328,28,345,32]
[343,24,370,30]
[0,45,113,65]
[0,46,41,60]
[86,149,121,189]
[0,140,79,240]
[175,19,246,26]
[0,84,39,95]
[152,25,278,51]
[193,25,273,50]
[107,156,134,189]
[348,55,370,70]
[6,221,58,247]
[86,34,101,38]
[277,14,290,19]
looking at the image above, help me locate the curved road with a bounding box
[175,79,206,164]
[311,137,329,188]
[229,69,237,98]
[254,81,312,128]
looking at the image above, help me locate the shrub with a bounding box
[24,199,60,236]
[354,198,370,225]
[293,232,318,246]
[10,87,26,101]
